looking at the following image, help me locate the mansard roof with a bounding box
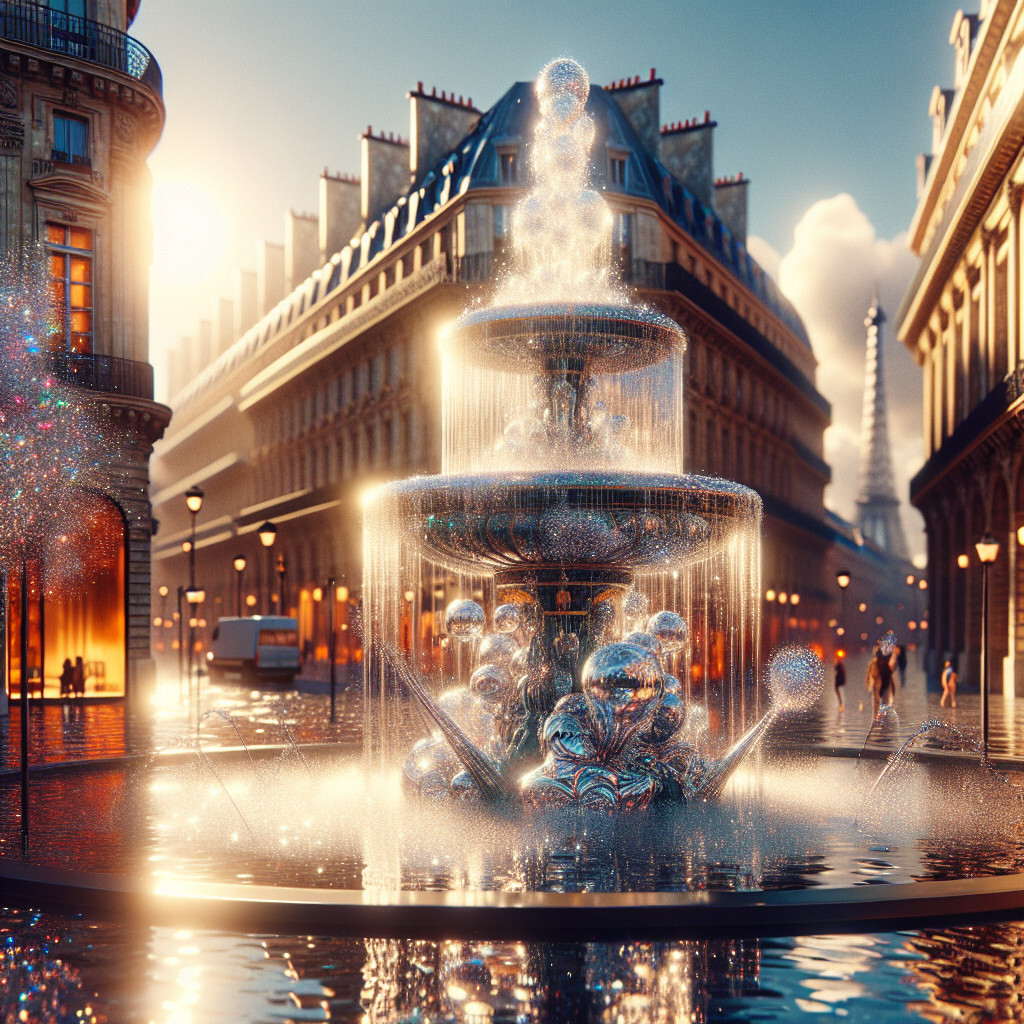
[328,79,810,348]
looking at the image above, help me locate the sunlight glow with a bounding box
[151,178,227,287]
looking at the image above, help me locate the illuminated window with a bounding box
[46,223,93,354]
[52,113,90,166]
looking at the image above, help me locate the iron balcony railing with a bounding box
[50,351,154,401]
[0,1,161,97]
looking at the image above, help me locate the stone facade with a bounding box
[0,0,169,698]
[897,0,1024,693]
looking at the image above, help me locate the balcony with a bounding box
[0,1,161,97]
[50,351,154,402]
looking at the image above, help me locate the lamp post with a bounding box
[277,553,287,613]
[184,485,204,588]
[975,533,1000,762]
[836,568,851,641]
[258,521,277,614]
[233,555,246,617]
[176,585,185,702]
[327,578,337,723]
[185,585,205,727]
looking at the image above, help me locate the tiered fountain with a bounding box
[362,58,820,813]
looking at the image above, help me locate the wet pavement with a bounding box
[0,650,1022,773]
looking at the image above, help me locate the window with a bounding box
[53,113,90,166]
[48,0,86,15]
[609,154,627,187]
[498,149,518,184]
[46,223,93,354]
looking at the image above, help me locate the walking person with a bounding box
[865,645,893,715]
[833,652,846,711]
[59,658,74,697]
[940,659,958,708]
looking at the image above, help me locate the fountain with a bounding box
[4,57,1024,1023]
[362,58,820,817]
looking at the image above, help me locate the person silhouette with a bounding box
[59,658,74,697]
[73,656,85,697]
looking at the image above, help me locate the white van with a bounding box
[207,616,301,685]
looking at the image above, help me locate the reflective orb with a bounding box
[469,663,511,703]
[479,633,517,667]
[644,691,686,744]
[445,598,485,640]
[493,602,521,634]
[646,610,690,654]
[663,673,683,696]
[450,770,484,802]
[624,630,664,663]
[536,57,589,125]
[767,644,825,713]
[581,641,664,739]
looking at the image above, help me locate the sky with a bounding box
[129,0,961,566]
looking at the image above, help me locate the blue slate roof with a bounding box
[322,80,810,348]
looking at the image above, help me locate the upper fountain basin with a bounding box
[380,470,761,576]
[451,301,685,373]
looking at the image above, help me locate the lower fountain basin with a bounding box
[382,470,761,577]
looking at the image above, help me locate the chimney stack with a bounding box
[659,112,716,208]
[319,170,362,264]
[232,268,257,341]
[285,210,319,293]
[256,239,285,318]
[713,173,748,246]
[408,83,480,184]
[603,68,662,156]
[361,127,410,224]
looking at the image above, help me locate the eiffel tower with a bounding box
[855,299,909,560]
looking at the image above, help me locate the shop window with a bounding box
[8,490,125,699]
[46,223,93,354]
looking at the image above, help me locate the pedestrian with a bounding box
[59,658,74,697]
[896,644,907,684]
[73,656,85,697]
[940,659,958,708]
[865,645,894,714]
[833,652,846,711]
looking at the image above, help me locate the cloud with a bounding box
[750,194,925,564]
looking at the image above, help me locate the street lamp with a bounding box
[232,555,246,617]
[258,521,277,614]
[185,585,205,719]
[184,485,204,589]
[836,568,851,641]
[976,532,1000,761]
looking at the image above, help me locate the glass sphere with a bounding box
[469,663,510,703]
[493,603,521,633]
[581,641,664,717]
[767,644,824,714]
[624,630,664,663]
[646,610,690,654]
[478,633,517,667]
[445,598,485,640]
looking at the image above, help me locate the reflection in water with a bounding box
[6,907,1024,1022]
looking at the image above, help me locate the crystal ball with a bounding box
[469,663,510,702]
[646,610,690,654]
[767,644,824,714]
[445,598,484,640]
[581,641,664,719]
[624,630,664,663]
[478,633,516,667]
[493,602,521,634]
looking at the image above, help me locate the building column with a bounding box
[1008,453,1021,695]
[1007,183,1022,374]
[983,228,996,396]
